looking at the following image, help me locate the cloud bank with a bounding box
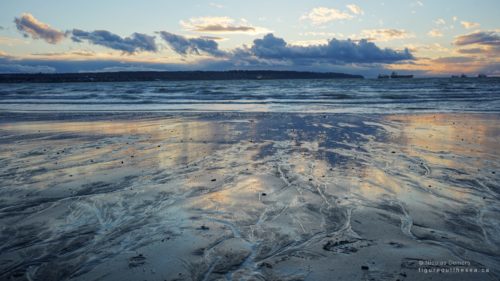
[158,31,226,57]
[427,29,443,38]
[460,21,480,29]
[247,34,413,64]
[453,30,500,57]
[159,32,412,65]
[14,13,66,44]
[71,30,157,53]
[301,7,354,25]
[454,31,500,46]
[180,17,270,34]
[346,4,364,15]
[359,29,414,42]
[7,12,417,74]
[301,4,365,25]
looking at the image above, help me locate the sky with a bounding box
[0,0,498,77]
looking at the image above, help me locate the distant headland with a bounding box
[0,70,363,83]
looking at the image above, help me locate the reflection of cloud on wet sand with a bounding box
[0,113,498,280]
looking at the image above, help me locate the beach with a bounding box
[2,0,499,278]
[0,109,499,280]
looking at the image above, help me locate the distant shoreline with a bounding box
[0,70,363,83]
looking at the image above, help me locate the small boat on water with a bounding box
[452,73,487,78]
[390,71,413,79]
[377,72,413,79]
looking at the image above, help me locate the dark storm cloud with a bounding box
[158,31,226,57]
[158,32,413,64]
[71,29,158,53]
[14,13,66,44]
[247,34,413,64]
[454,31,500,46]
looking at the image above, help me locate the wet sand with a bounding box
[0,112,499,280]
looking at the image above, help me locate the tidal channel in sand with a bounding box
[0,112,499,280]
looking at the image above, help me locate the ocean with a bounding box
[0,78,499,280]
[1,78,499,113]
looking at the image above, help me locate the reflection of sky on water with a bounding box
[0,112,498,280]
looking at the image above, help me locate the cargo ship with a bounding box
[390,71,413,78]
[377,72,413,79]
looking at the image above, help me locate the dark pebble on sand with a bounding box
[128,254,146,268]
[361,265,369,270]
[323,240,355,251]
[211,178,216,182]
[259,262,273,268]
